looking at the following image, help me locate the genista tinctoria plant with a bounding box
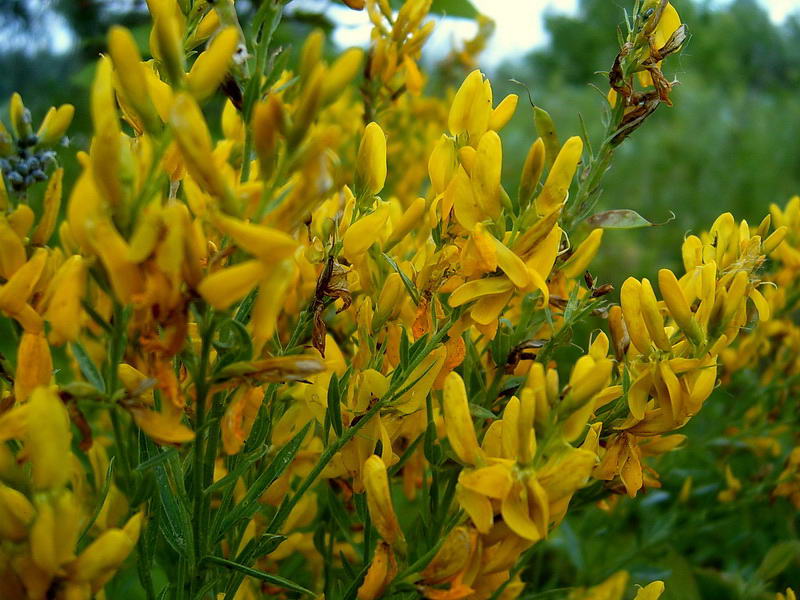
[0,1,793,599]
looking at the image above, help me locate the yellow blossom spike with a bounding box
[535,136,583,215]
[356,122,388,196]
[363,455,404,547]
[187,27,239,101]
[443,372,481,466]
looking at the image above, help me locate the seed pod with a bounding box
[533,105,560,169]
[518,138,545,211]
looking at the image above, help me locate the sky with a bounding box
[322,0,800,68]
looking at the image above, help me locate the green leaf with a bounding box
[327,372,344,437]
[214,421,312,539]
[587,209,674,229]
[144,437,194,562]
[755,540,800,581]
[203,556,314,595]
[469,403,497,421]
[70,341,106,393]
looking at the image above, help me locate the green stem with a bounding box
[190,307,215,595]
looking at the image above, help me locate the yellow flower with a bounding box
[363,455,404,547]
[357,122,388,196]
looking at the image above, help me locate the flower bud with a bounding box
[187,27,239,102]
[322,47,364,103]
[356,122,388,196]
[363,455,404,547]
[428,135,457,195]
[639,278,672,352]
[108,26,161,132]
[37,104,75,146]
[443,372,481,465]
[472,130,502,219]
[26,387,71,490]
